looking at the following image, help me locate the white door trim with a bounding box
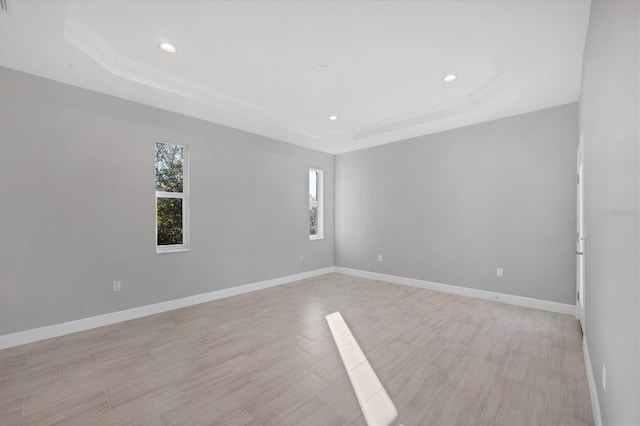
[576,132,586,328]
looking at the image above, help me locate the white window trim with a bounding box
[156,141,190,253]
[310,168,324,240]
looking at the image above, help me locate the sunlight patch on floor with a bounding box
[326,311,398,426]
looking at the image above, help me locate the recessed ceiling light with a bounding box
[159,42,176,53]
[329,114,339,121]
[443,74,457,82]
[319,61,329,68]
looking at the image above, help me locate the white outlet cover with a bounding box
[113,281,121,292]
[496,268,503,277]
[378,255,383,262]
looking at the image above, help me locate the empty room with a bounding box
[0,0,638,425]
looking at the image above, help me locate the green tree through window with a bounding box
[155,143,184,192]
[155,142,188,250]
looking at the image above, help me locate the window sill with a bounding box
[309,236,324,241]
[156,248,190,254]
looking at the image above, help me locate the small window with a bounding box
[309,168,323,240]
[156,142,189,252]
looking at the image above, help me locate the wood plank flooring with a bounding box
[0,273,593,425]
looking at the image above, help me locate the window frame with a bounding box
[155,141,190,253]
[309,168,324,240]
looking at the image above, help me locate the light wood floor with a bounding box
[0,273,592,426]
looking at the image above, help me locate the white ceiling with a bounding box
[0,0,590,154]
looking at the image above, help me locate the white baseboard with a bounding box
[335,267,576,315]
[0,266,577,350]
[0,267,336,350]
[583,336,603,426]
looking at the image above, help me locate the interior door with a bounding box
[576,136,585,330]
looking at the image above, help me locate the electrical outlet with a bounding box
[113,281,121,292]
[299,253,304,261]
[602,363,607,391]
[496,268,503,277]
[378,254,383,262]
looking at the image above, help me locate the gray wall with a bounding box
[0,67,334,335]
[579,0,639,424]
[336,103,578,304]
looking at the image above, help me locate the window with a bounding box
[309,168,323,240]
[156,142,189,252]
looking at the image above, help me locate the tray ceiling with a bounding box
[0,1,590,154]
